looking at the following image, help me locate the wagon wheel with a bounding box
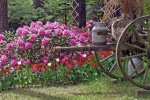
[95,50,124,79]
[116,15,150,90]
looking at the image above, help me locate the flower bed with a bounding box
[0,20,111,91]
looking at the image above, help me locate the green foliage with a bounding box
[43,0,71,23]
[86,0,104,21]
[0,82,2,92]
[8,0,149,30]
[8,0,36,28]
[8,0,104,30]
[2,77,150,100]
[143,0,150,15]
[8,0,54,30]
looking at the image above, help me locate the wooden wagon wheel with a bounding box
[94,19,131,80]
[116,15,150,89]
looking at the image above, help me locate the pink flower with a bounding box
[17,39,25,47]
[86,20,94,28]
[77,52,82,56]
[50,50,54,54]
[63,30,70,36]
[16,27,22,35]
[86,20,94,25]
[70,30,77,37]
[42,37,49,45]
[0,55,8,64]
[45,30,52,36]
[30,22,37,28]
[60,59,66,64]
[35,25,40,29]
[76,34,86,42]
[10,59,18,66]
[1,50,8,55]
[30,28,36,33]
[86,24,92,28]
[0,40,5,45]
[25,42,33,49]
[52,22,61,29]
[23,60,31,65]
[23,26,29,30]
[37,21,43,26]
[61,24,68,30]
[29,34,37,42]
[68,53,72,58]
[42,56,49,63]
[11,54,17,59]
[22,28,29,36]
[64,56,69,61]
[0,34,5,40]
[7,43,14,50]
[38,28,45,36]
[45,22,51,29]
[72,26,78,30]
[0,66,4,69]
[69,39,76,46]
[54,29,63,35]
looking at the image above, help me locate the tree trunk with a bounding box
[0,0,8,33]
[73,0,86,28]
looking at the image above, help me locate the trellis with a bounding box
[101,0,121,27]
[101,0,144,26]
[69,0,120,27]
[68,0,86,27]
[68,0,79,26]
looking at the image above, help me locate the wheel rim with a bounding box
[116,15,150,90]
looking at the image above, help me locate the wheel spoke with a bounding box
[109,61,117,73]
[100,53,115,63]
[125,43,146,51]
[142,61,150,85]
[133,28,147,47]
[129,59,145,76]
[121,53,146,60]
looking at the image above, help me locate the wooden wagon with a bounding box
[55,0,150,90]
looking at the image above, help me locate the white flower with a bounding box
[55,58,60,62]
[83,54,87,57]
[47,63,51,66]
[17,61,22,65]
[9,67,14,73]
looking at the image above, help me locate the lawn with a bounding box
[1,76,150,100]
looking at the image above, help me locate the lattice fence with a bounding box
[101,0,121,27]
[69,0,79,26]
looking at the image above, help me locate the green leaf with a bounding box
[0,82,2,92]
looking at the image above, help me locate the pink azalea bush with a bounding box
[14,20,93,65]
[0,20,100,90]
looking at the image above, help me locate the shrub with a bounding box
[0,20,103,90]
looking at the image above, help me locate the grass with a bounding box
[0,76,150,100]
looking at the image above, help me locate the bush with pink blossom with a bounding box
[0,20,104,91]
[13,20,93,65]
